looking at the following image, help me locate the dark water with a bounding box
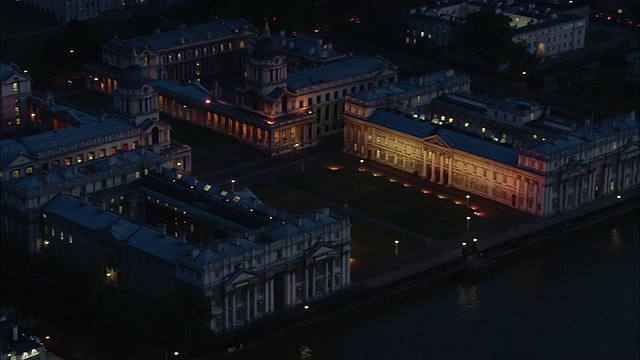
[228,211,639,360]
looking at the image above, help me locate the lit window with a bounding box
[76,154,83,163]
[13,81,19,94]
[64,157,72,166]
[99,149,106,157]
[11,170,20,179]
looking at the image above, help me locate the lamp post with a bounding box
[231,179,236,192]
[472,238,478,253]
[466,194,470,208]
[466,216,471,231]
[359,159,364,171]
[394,240,399,255]
[461,242,467,261]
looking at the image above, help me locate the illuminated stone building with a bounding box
[155,25,398,156]
[86,18,259,92]
[1,63,32,134]
[344,85,639,217]
[1,64,192,253]
[404,0,588,58]
[41,169,352,332]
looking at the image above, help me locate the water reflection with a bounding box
[298,345,312,360]
[610,228,621,250]
[456,284,479,311]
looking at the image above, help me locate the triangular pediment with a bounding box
[226,270,257,286]
[423,135,451,149]
[8,154,33,168]
[306,244,336,259]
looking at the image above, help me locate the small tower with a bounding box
[244,22,288,96]
[113,64,159,127]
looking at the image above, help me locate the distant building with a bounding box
[15,0,122,22]
[86,18,260,91]
[403,0,589,58]
[42,170,352,332]
[343,75,639,217]
[1,63,32,134]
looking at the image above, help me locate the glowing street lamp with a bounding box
[466,216,471,231]
[461,242,467,260]
[231,179,236,192]
[359,159,364,171]
[466,194,470,207]
[394,240,399,255]
[473,238,478,253]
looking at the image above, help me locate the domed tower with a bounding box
[113,64,159,127]
[245,22,288,96]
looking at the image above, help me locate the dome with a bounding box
[252,36,280,61]
[251,23,280,61]
[119,65,151,89]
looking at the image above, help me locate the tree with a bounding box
[449,8,517,71]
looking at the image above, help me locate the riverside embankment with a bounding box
[203,187,639,360]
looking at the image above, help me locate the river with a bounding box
[226,210,639,360]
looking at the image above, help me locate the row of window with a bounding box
[159,40,245,64]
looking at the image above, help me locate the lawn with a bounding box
[57,91,113,114]
[249,183,320,215]
[350,217,424,258]
[163,118,231,147]
[363,190,474,239]
[279,168,406,204]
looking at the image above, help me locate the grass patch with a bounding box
[363,190,473,239]
[350,217,424,258]
[162,118,231,147]
[57,91,113,114]
[248,184,321,215]
[279,168,405,204]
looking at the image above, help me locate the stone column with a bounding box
[224,294,229,329]
[324,260,329,294]
[430,151,436,181]
[311,265,316,298]
[231,291,236,328]
[439,153,445,184]
[253,284,258,319]
[304,266,309,301]
[447,154,453,186]
[245,287,251,323]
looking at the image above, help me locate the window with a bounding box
[76,154,83,163]
[25,166,33,175]
[99,149,106,157]
[308,98,312,106]
[110,146,117,155]
[88,152,95,160]
[64,157,72,166]
[325,93,330,101]
[13,80,19,94]
[317,95,321,103]
[11,170,20,179]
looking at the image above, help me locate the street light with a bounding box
[472,238,478,253]
[461,242,467,260]
[466,216,471,231]
[466,194,470,208]
[394,240,399,255]
[231,179,236,192]
[359,159,364,171]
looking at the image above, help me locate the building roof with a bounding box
[104,18,257,55]
[286,55,395,93]
[43,193,196,263]
[1,116,138,166]
[1,62,29,83]
[366,109,519,165]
